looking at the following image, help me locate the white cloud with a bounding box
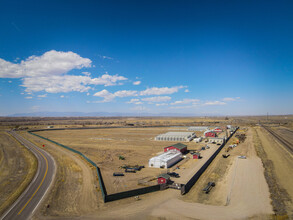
[127,98,140,104]
[93,86,186,103]
[86,92,90,96]
[156,103,168,106]
[204,101,226,106]
[90,74,127,86]
[222,97,234,101]
[133,81,141,85]
[25,96,32,99]
[141,96,171,103]
[0,50,91,78]
[22,75,91,93]
[93,89,115,102]
[140,86,185,96]
[0,50,127,94]
[60,95,65,98]
[184,89,189,93]
[114,90,137,97]
[171,98,200,105]
[93,89,137,102]
[8,80,12,83]
[102,55,113,60]
[170,105,194,109]
[127,98,143,105]
[37,94,47,98]
[22,74,127,93]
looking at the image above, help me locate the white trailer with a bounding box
[193,137,203,143]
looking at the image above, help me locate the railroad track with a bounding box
[262,125,293,154]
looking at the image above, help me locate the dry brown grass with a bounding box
[21,131,101,218]
[253,127,291,218]
[34,127,213,193]
[0,131,37,215]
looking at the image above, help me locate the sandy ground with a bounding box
[75,128,272,220]
[35,127,216,193]
[16,126,273,220]
[256,127,293,216]
[150,128,273,220]
[0,131,37,215]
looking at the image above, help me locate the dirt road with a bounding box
[256,127,293,217]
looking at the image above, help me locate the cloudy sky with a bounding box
[0,0,292,116]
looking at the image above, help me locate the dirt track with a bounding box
[256,127,293,217]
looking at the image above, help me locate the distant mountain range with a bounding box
[7,111,203,117]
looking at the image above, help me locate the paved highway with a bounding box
[1,131,56,220]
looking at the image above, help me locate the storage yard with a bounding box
[34,126,228,194]
[1,116,293,219]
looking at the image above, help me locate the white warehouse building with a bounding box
[188,126,209,131]
[155,132,196,142]
[149,151,182,168]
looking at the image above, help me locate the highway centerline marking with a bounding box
[18,146,48,215]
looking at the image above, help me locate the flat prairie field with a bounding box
[36,127,206,193]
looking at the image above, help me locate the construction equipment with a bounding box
[113,172,124,176]
[121,165,144,171]
[203,182,216,194]
[167,172,180,178]
[222,154,230,158]
[125,168,136,173]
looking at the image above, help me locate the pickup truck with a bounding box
[167,172,180,178]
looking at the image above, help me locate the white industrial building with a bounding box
[155,132,196,142]
[149,151,182,168]
[188,126,209,131]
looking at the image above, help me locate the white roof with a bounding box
[150,150,182,162]
[208,137,224,140]
[156,132,195,138]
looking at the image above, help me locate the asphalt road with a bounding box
[1,131,56,220]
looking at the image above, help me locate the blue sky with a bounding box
[0,0,292,116]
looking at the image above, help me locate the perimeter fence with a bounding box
[28,130,163,202]
[181,127,238,194]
